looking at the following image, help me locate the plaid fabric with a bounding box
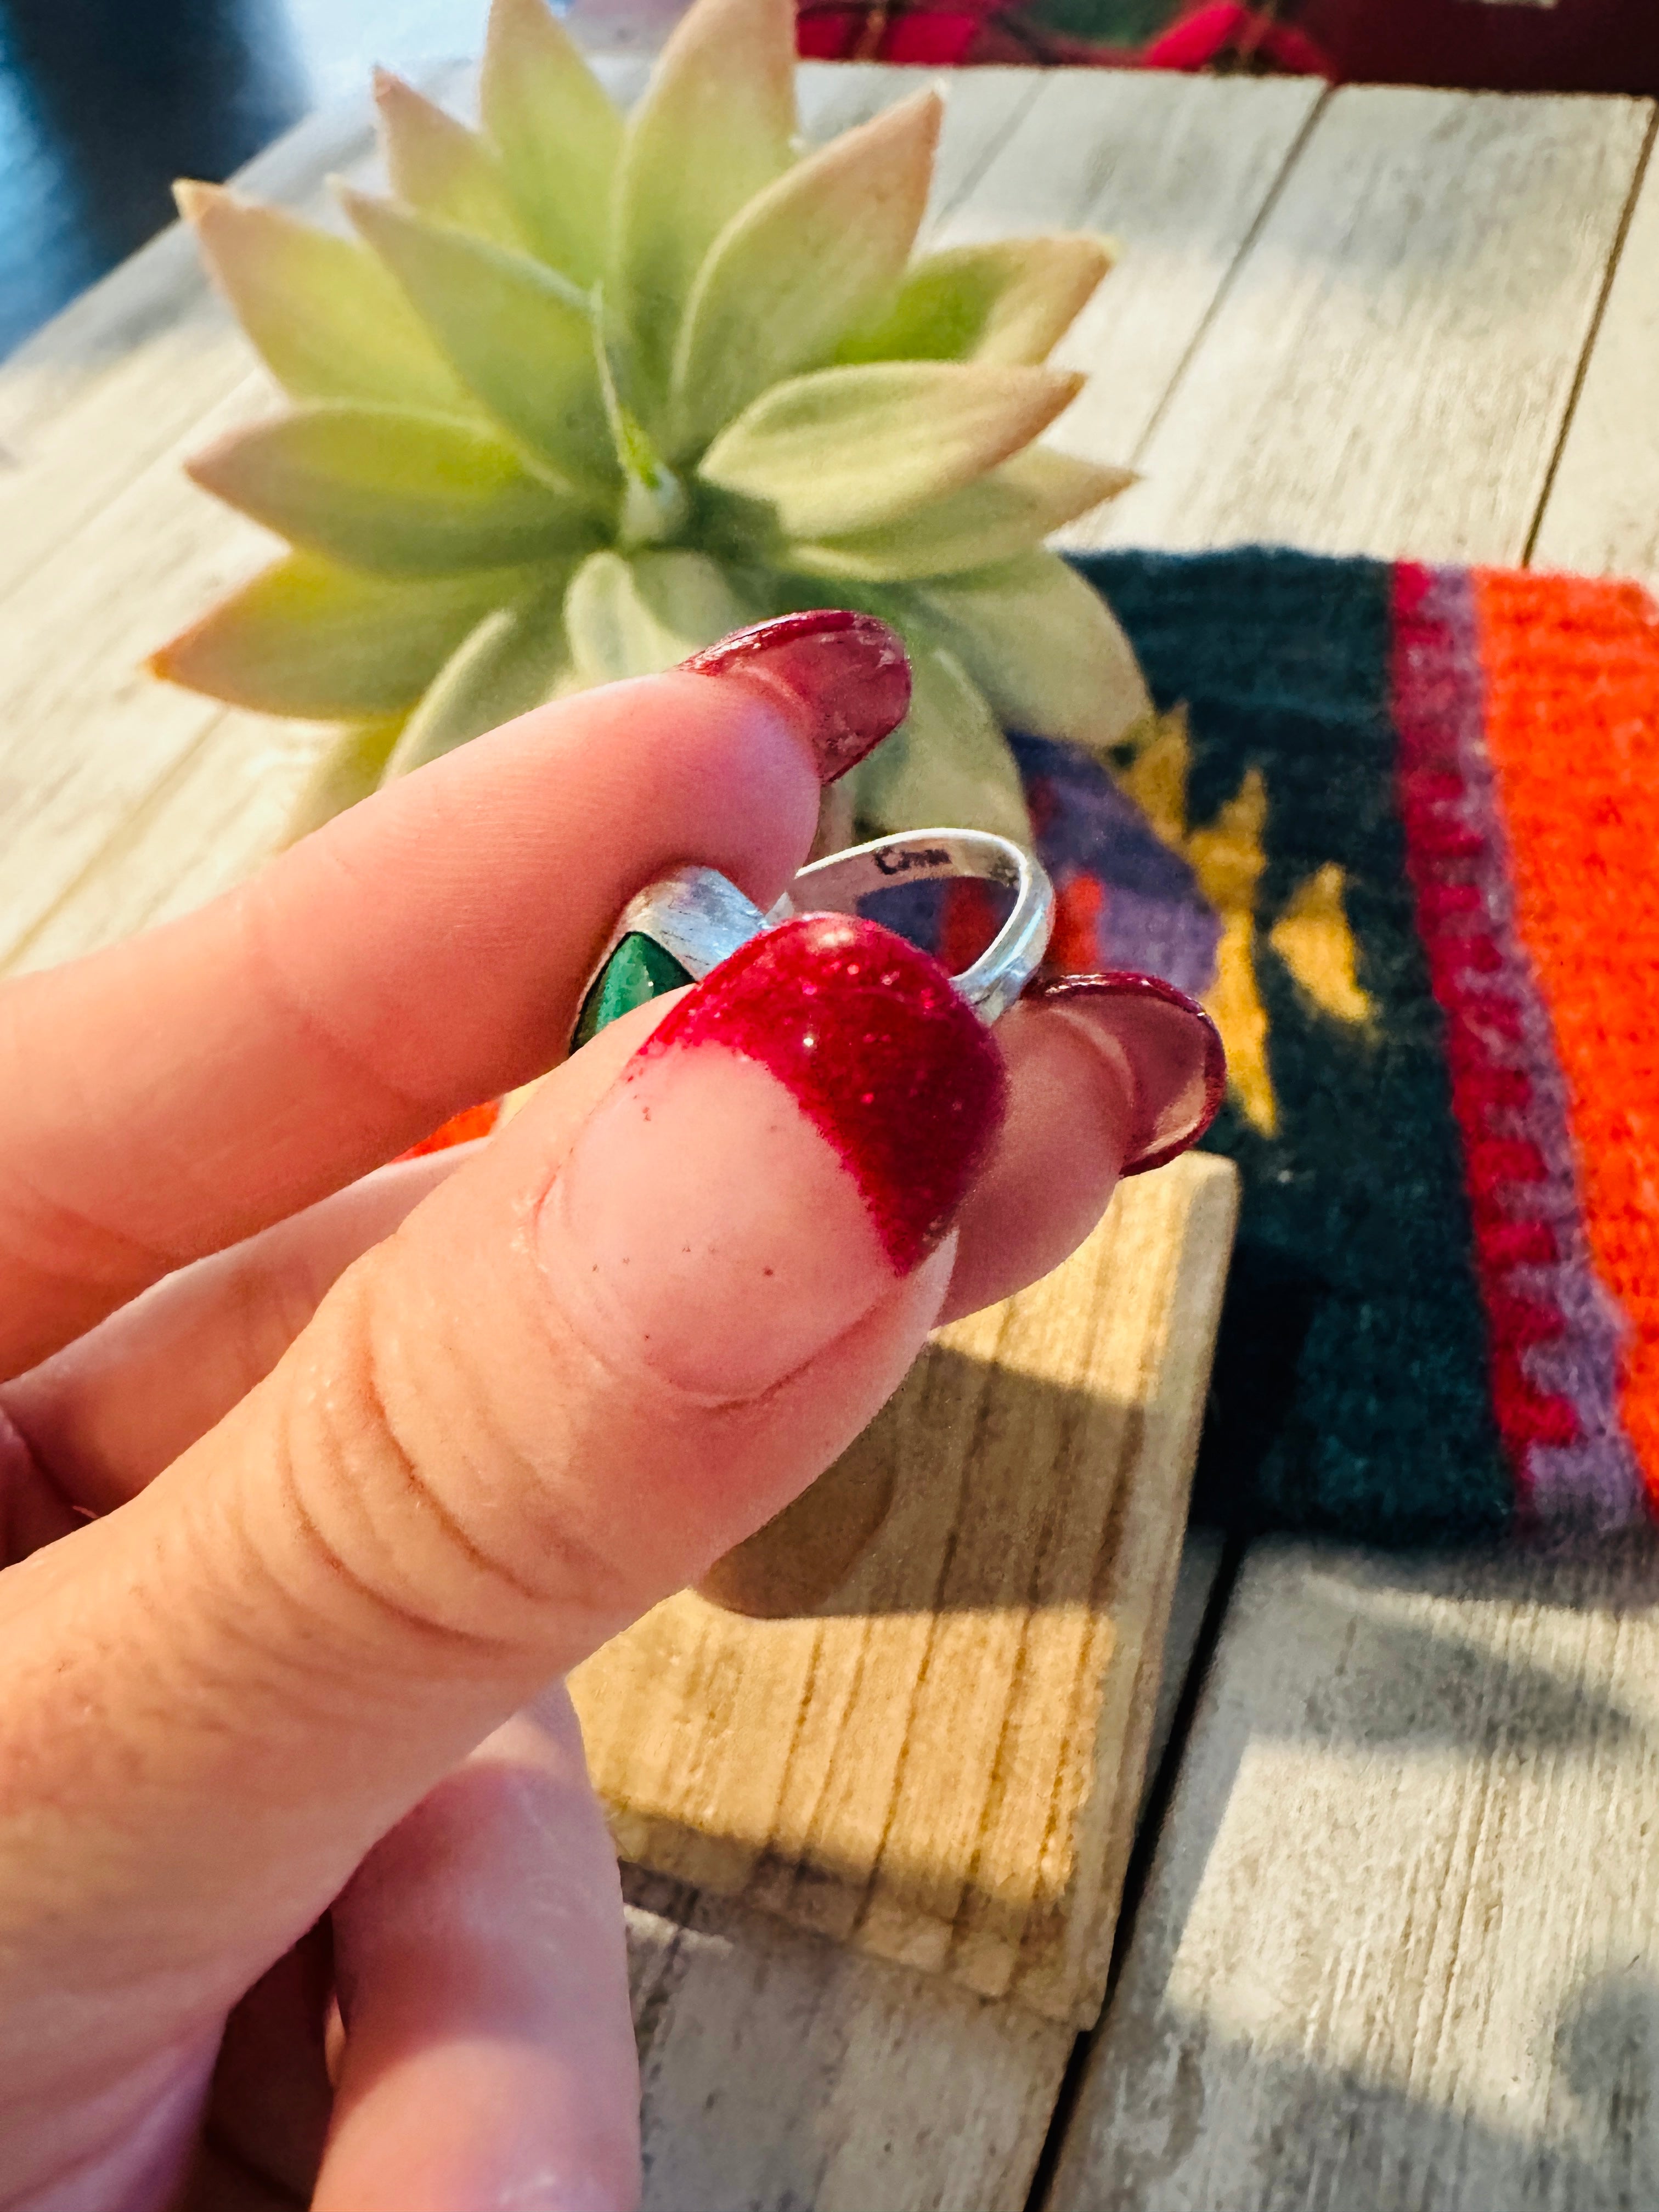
[797,0,1659,92]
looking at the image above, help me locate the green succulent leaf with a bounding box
[385,574,576,775]
[669,89,941,460]
[286,716,410,842]
[479,0,622,285]
[899,549,1150,755]
[838,234,1114,368]
[854,644,1032,847]
[611,0,797,409]
[698,361,1084,543]
[372,70,528,251]
[343,191,616,504]
[148,552,531,716]
[176,184,479,416]
[787,447,1133,582]
[159,0,1151,862]
[187,405,599,577]
[564,548,757,684]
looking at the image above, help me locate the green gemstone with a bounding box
[572,931,695,1051]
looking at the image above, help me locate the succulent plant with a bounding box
[152,0,1149,845]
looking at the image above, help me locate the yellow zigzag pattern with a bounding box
[1116,708,1373,1136]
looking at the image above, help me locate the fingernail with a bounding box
[1023,970,1226,1173]
[681,611,911,785]
[540,915,1005,1398]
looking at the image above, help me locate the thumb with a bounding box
[0,916,1003,2062]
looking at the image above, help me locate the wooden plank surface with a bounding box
[575,1152,1238,2026]
[1080,84,1654,561]
[1532,131,1659,584]
[1046,82,1659,2212]
[1048,1537,1659,2212]
[923,69,1324,470]
[627,1867,1072,2212]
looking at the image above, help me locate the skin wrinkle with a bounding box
[0,1164,180,1351]
[1,655,1150,2208]
[235,882,453,1135]
[266,1369,517,1675]
[0,993,177,1300]
[354,1269,567,1626]
[266,1251,630,1678]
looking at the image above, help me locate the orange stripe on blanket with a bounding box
[1473,570,1659,1498]
[396,1098,503,1160]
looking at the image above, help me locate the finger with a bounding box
[1,1148,482,1526]
[316,1689,637,2212]
[941,972,1224,1321]
[0,612,910,1375]
[195,1922,335,2209]
[4,1005,652,1521]
[0,916,997,2127]
[4,976,1222,1509]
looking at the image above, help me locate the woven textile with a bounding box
[410,547,1656,1548]
[1069,549,1658,1544]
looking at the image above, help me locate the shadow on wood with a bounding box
[572,1152,1240,2025]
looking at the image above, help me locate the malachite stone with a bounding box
[571,931,695,1051]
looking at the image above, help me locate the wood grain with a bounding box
[1047,1538,1659,2212]
[627,1867,1071,2212]
[1046,84,1659,2212]
[573,1152,1239,2027]
[1081,84,1652,562]
[924,69,1325,475]
[0,63,482,603]
[1532,127,1659,584]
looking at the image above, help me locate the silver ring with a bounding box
[572,830,1053,1048]
[782,830,1054,1026]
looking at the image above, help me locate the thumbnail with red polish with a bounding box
[639,913,1007,1274]
[681,611,912,785]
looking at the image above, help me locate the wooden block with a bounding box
[572,1149,1239,2026]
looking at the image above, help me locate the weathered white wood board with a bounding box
[1532,134,1659,585]
[627,1867,1071,2212]
[1048,1538,1659,2212]
[575,1153,1238,2027]
[0,63,481,602]
[1081,85,1653,562]
[927,70,1324,471]
[1047,84,1659,2212]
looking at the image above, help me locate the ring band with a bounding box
[571,830,1054,1051]
[785,830,1054,1027]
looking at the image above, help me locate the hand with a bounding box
[0,614,1218,2210]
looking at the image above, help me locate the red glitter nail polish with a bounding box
[635,913,1006,1273]
[680,611,912,785]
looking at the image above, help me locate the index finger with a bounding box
[0,613,908,1375]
